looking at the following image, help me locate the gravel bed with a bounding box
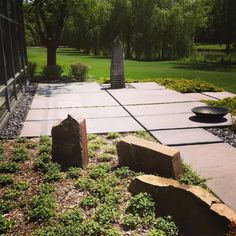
[206,127,236,148]
[0,83,38,139]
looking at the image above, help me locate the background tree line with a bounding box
[24,0,236,62]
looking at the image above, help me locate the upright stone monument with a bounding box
[110,36,125,89]
[51,115,88,169]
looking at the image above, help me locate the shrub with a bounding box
[34,153,51,172]
[122,214,141,230]
[0,175,13,187]
[126,193,155,217]
[11,146,28,163]
[39,143,51,154]
[82,220,101,236]
[95,204,117,225]
[67,167,81,179]
[0,161,20,173]
[41,64,63,80]
[75,177,96,191]
[28,62,37,79]
[0,215,13,234]
[180,163,207,188]
[70,63,89,81]
[80,195,99,209]
[43,162,62,182]
[59,208,83,226]
[88,163,111,179]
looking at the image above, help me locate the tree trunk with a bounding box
[47,43,57,66]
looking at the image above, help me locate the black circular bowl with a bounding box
[191,106,229,120]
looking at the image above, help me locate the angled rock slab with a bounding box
[202,91,235,100]
[125,102,205,116]
[176,143,236,211]
[51,115,88,169]
[151,128,223,146]
[130,82,165,90]
[129,175,236,236]
[136,113,231,130]
[26,106,129,121]
[117,135,182,179]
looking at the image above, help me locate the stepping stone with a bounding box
[31,91,119,109]
[130,82,165,90]
[175,143,236,211]
[202,92,235,100]
[26,106,130,121]
[125,102,205,116]
[21,117,144,137]
[37,82,102,95]
[183,93,217,101]
[136,113,231,130]
[108,89,202,105]
[151,128,223,146]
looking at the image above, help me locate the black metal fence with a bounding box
[0,0,28,131]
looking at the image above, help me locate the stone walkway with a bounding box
[21,81,236,211]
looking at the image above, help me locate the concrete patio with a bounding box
[21,81,236,211]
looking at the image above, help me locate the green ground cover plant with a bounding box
[28,47,236,93]
[0,133,213,235]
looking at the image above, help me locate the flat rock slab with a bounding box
[202,92,236,100]
[151,128,223,146]
[125,102,205,116]
[21,117,144,137]
[130,82,165,90]
[108,89,202,105]
[26,106,129,121]
[176,143,236,211]
[37,82,102,95]
[136,113,231,130]
[183,93,217,101]
[31,91,119,109]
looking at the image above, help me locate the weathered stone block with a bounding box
[116,135,182,179]
[129,175,236,236]
[51,115,88,169]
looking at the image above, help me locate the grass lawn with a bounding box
[28,47,236,93]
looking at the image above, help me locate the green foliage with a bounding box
[39,144,52,154]
[203,96,236,115]
[88,142,102,151]
[59,208,83,226]
[133,131,154,141]
[70,63,89,81]
[153,217,179,236]
[0,144,4,156]
[107,132,121,140]
[88,163,111,179]
[13,181,30,191]
[126,193,155,218]
[67,167,81,179]
[98,153,113,162]
[103,191,121,205]
[41,64,63,80]
[114,167,135,179]
[88,149,96,159]
[158,78,223,93]
[103,146,116,155]
[75,176,96,191]
[40,136,52,145]
[26,141,37,149]
[103,228,123,236]
[80,195,99,209]
[180,163,207,188]
[27,184,56,222]
[95,203,117,225]
[0,200,16,214]
[0,161,20,173]
[43,162,62,182]
[0,215,13,234]
[122,214,141,230]
[0,174,14,187]
[11,146,28,163]
[28,62,37,79]
[87,134,98,141]
[82,220,101,236]
[34,153,51,172]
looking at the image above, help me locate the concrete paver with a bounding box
[125,102,205,116]
[176,143,236,210]
[183,93,217,101]
[151,128,223,146]
[136,113,231,130]
[130,82,165,90]
[202,91,235,100]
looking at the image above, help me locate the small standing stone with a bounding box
[110,36,125,89]
[51,115,88,169]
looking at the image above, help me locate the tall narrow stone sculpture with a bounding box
[110,36,125,89]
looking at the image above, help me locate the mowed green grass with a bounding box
[27,47,236,93]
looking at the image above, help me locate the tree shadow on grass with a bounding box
[172,61,236,72]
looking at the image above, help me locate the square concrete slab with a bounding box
[176,143,236,210]
[108,89,200,105]
[31,91,119,109]
[37,82,102,95]
[136,113,231,130]
[130,82,165,90]
[151,128,222,146]
[202,91,236,100]
[21,117,144,137]
[26,106,130,121]
[183,93,217,101]
[125,102,205,116]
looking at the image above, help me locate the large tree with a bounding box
[33,0,69,65]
